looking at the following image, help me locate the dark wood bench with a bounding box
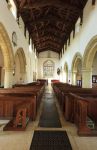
[66,93,97,136]
[0,95,36,119]
[64,93,97,121]
[0,83,45,131]
[0,94,37,131]
[0,84,45,112]
[37,79,48,85]
[3,101,31,131]
[52,82,97,115]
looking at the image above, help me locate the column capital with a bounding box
[82,68,92,72]
[72,70,77,73]
[4,67,13,72]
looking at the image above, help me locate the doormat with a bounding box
[30,130,72,150]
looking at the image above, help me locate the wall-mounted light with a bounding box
[13,63,15,76]
[13,69,15,76]
[57,68,61,75]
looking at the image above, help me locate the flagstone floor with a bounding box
[0,84,97,150]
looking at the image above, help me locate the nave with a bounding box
[0,1,97,149]
[0,84,97,150]
[30,85,72,150]
[38,86,61,128]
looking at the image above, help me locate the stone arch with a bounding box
[0,23,14,87]
[72,52,82,72]
[72,52,82,86]
[63,62,68,83]
[83,35,97,69]
[0,23,14,69]
[15,48,26,83]
[43,59,54,65]
[82,36,97,88]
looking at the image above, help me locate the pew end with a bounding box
[3,102,30,131]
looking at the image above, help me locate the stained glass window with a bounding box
[43,60,54,77]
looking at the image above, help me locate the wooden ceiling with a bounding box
[14,0,88,54]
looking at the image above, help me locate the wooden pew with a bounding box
[0,84,45,112]
[14,82,38,87]
[52,82,81,108]
[0,83,45,131]
[52,82,97,136]
[4,101,31,131]
[67,93,97,136]
[64,93,97,122]
[0,95,36,119]
[52,82,97,116]
[0,94,37,131]
[37,79,48,85]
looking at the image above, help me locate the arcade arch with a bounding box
[72,52,82,86]
[64,62,68,83]
[14,48,26,84]
[83,35,97,88]
[0,23,14,87]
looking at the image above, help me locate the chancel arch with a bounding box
[72,52,82,86]
[83,35,97,88]
[64,62,68,83]
[14,48,26,84]
[0,23,14,88]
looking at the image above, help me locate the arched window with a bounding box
[43,60,54,77]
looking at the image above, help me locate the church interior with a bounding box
[0,0,97,149]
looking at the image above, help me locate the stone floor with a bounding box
[0,84,97,150]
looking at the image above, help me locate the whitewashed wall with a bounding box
[60,0,97,82]
[38,51,59,83]
[0,0,37,84]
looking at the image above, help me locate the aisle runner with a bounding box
[30,130,72,150]
[38,92,61,128]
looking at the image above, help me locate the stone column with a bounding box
[82,68,92,88]
[68,70,72,84]
[4,68,13,88]
[62,72,66,83]
[72,71,77,85]
[60,70,63,82]
[20,71,26,83]
[1,67,5,87]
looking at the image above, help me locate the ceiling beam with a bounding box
[92,0,96,5]
[13,0,88,53]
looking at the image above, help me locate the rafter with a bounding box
[14,0,88,53]
[92,0,96,5]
